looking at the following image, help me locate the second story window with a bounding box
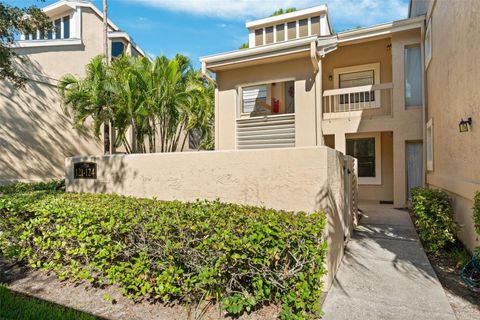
[241,81,295,117]
[339,70,375,103]
[54,19,62,39]
[111,41,125,58]
[63,16,70,39]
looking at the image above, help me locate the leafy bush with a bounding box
[0,180,65,194]
[473,192,480,235]
[411,187,460,252]
[0,192,327,319]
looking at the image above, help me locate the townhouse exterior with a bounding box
[0,0,146,184]
[410,0,480,250]
[201,5,425,210]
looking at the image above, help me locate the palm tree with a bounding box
[59,54,214,154]
[58,55,113,142]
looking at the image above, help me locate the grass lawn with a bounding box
[0,285,97,320]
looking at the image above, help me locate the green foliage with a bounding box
[411,187,460,252]
[0,180,65,195]
[0,192,328,319]
[239,42,249,49]
[0,284,96,320]
[270,8,297,17]
[0,1,52,87]
[473,192,480,235]
[58,54,214,153]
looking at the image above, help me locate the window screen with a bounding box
[299,19,308,37]
[255,29,263,46]
[242,85,267,113]
[265,26,274,44]
[346,138,376,177]
[339,70,375,103]
[287,21,296,40]
[55,19,61,39]
[276,24,285,42]
[311,16,320,35]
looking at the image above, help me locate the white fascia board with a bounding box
[338,16,425,44]
[108,31,149,60]
[13,38,82,48]
[246,5,327,29]
[200,35,318,65]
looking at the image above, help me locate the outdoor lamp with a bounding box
[459,117,472,133]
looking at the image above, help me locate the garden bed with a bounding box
[0,185,328,319]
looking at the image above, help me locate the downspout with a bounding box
[201,61,217,87]
[310,41,319,74]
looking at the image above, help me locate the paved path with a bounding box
[322,204,456,320]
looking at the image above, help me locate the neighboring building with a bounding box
[201,5,425,209]
[409,0,480,250]
[0,0,146,184]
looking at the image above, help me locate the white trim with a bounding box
[346,132,382,185]
[338,16,424,44]
[296,20,300,38]
[245,5,327,29]
[262,27,266,46]
[13,38,82,48]
[425,17,432,69]
[308,17,312,36]
[426,118,434,171]
[333,63,381,88]
[273,25,277,43]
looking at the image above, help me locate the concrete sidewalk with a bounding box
[322,204,456,320]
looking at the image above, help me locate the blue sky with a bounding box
[9,0,409,67]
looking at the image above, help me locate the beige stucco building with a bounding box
[0,0,145,184]
[410,0,480,250]
[201,5,425,209]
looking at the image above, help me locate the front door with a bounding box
[406,142,423,201]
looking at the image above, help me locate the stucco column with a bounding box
[315,59,324,146]
[393,132,407,208]
[334,133,346,154]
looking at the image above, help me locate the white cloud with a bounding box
[130,0,408,27]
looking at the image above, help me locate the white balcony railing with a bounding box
[323,83,393,119]
[236,113,295,149]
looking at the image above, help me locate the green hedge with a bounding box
[0,180,65,194]
[0,191,327,319]
[411,187,460,252]
[473,192,480,235]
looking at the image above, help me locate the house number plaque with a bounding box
[74,162,97,179]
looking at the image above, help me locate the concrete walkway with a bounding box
[322,204,456,320]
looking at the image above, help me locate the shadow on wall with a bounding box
[0,55,102,183]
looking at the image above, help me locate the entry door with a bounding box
[406,142,423,201]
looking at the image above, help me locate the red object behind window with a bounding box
[273,99,280,113]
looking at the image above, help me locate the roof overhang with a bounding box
[201,35,337,72]
[337,16,425,45]
[108,31,148,59]
[246,5,328,29]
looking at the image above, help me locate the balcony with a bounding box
[322,83,393,119]
[236,114,295,149]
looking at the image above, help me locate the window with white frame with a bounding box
[425,18,432,68]
[241,81,295,117]
[334,63,380,107]
[24,15,71,40]
[405,44,422,107]
[426,119,433,171]
[346,132,382,185]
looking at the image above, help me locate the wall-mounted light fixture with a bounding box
[459,117,472,133]
[328,74,333,81]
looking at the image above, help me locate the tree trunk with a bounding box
[102,0,110,155]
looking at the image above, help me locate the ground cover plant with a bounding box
[411,187,460,252]
[0,284,97,320]
[0,190,327,319]
[0,179,64,195]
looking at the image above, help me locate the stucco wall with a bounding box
[66,146,357,290]
[0,7,107,184]
[215,56,320,150]
[321,29,423,207]
[425,0,480,250]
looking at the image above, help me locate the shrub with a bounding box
[0,191,327,319]
[0,180,65,194]
[473,192,480,235]
[411,187,460,252]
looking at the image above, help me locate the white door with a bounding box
[406,142,423,201]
